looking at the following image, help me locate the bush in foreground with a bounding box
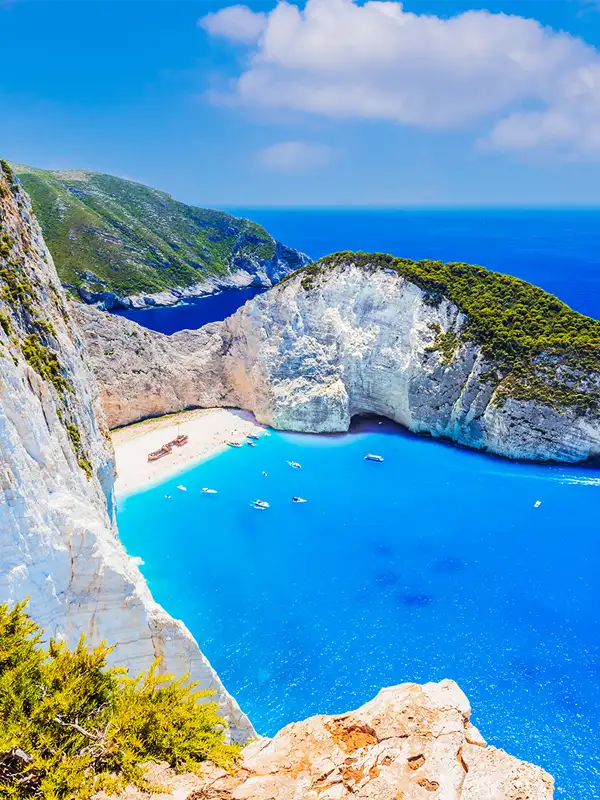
[0,600,238,799]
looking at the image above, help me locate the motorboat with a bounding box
[177,485,187,492]
[534,500,542,508]
[365,453,384,462]
[201,488,217,494]
[287,461,302,469]
[247,441,256,447]
[252,500,270,509]
[292,496,307,503]
[248,434,260,440]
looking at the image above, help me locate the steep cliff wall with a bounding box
[0,161,254,741]
[78,255,600,462]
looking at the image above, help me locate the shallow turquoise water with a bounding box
[117,418,600,798]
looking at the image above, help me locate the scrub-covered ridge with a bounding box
[12,164,308,306]
[295,251,600,412]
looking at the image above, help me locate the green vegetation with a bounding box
[21,335,71,395]
[12,164,284,298]
[293,251,600,412]
[426,323,461,366]
[0,600,238,799]
[65,423,93,480]
[0,161,95,479]
[0,160,18,193]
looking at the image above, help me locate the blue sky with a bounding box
[3,0,600,207]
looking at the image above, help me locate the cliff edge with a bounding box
[0,160,254,741]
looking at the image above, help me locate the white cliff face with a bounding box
[0,165,254,742]
[78,262,600,462]
[222,263,600,462]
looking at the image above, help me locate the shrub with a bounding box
[0,600,238,799]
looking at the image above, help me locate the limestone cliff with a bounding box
[0,161,254,741]
[78,255,600,462]
[97,680,554,800]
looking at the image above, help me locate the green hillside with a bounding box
[13,164,302,299]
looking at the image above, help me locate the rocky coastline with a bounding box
[77,257,600,462]
[0,167,557,795]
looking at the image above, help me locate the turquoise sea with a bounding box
[116,210,600,798]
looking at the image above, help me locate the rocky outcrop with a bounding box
[77,259,600,462]
[0,161,254,742]
[95,680,554,800]
[83,240,311,310]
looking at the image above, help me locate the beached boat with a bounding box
[148,445,172,462]
[287,461,302,469]
[169,433,188,447]
[227,441,243,448]
[247,434,260,440]
[365,453,384,462]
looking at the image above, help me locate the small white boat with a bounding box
[247,441,256,447]
[534,500,542,508]
[177,485,187,492]
[287,461,302,469]
[252,499,270,510]
[248,434,260,441]
[292,496,307,504]
[165,494,171,500]
[201,487,217,494]
[263,431,271,437]
[227,441,243,448]
[262,471,268,477]
[365,454,384,462]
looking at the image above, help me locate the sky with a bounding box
[3,0,600,207]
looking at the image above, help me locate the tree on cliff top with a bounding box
[0,600,238,799]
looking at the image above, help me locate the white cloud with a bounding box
[200,0,600,157]
[256,140,334,171]
[200,4,266,44]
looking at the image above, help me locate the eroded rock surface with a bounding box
[78,260,600,462]
[97,681,554,800]
[0,164,253,741]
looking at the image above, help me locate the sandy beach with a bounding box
[112,407,268,497]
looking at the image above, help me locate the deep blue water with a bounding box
[117,418,600,799]
[112,287,264,335]
[231,209,600,321]
[115,209,600,333]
